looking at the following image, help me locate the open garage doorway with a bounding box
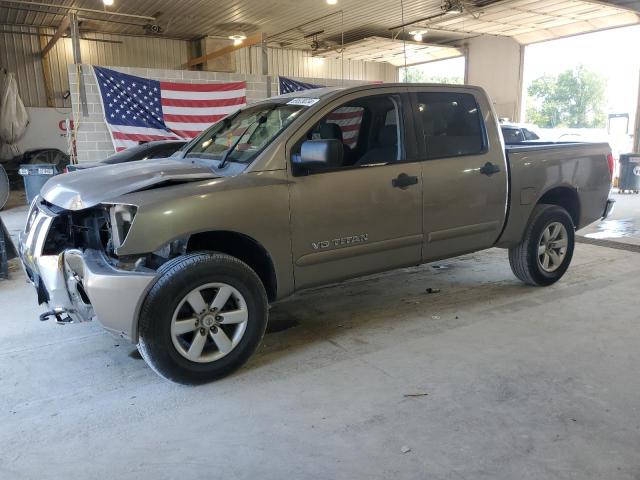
[400,56,466,84]
[521,25,640,165]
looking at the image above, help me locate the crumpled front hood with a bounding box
[41,158,217,210]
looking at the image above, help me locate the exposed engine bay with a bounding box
[38,199,185,274]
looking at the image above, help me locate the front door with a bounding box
[409,88,508,261]
[288,91,423,289]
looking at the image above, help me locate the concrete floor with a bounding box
[1,190,639,479]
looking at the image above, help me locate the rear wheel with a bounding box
[509,204,575,286]
[137,252,268,384]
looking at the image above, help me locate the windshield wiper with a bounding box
[183,115,235,161]
[218,106,276,169]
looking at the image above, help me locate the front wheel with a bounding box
[509,204,575,286]
[137,252,268,384]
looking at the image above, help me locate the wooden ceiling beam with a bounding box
[184,32,265,68]
[40,14,70,57]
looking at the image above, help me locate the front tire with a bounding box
[509,204,575,286]
[137,252,268,384]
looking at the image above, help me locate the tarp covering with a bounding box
[0,68,29,161]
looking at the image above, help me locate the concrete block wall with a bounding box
[69,65,374,163]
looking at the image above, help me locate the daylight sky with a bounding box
[523,25,640,119]
[402,25,640,128]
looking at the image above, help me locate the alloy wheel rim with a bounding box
[170,283,248,363]
[537,221,569,273]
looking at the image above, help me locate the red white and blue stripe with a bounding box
[94,66,246,151]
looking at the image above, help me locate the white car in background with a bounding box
[500,122,544,144]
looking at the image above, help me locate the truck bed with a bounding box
[497,141,612,247]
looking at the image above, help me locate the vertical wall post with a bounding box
[261,33,271,98]
[634,70,640,153]
[70,12,88,117]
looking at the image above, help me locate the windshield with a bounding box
[185,103,305,164]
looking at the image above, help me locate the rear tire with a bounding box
[137,252,268,384]
[508,204,575,286]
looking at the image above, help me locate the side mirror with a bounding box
[294,139,344,172]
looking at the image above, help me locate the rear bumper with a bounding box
[603,198,615,219]
[18,199,156,341]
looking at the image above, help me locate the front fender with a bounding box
[113,170,295,299]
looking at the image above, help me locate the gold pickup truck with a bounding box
[19,84,614,383]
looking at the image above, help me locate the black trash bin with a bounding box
[18,164,58,204]
[618,154,640,193]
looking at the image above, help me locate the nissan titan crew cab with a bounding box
[19,84,615,383]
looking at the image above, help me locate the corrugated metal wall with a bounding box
[0,28,188,107]
[1,28,396,108]
[0,26,48,107]
[233,46,398,82]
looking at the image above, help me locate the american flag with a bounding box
[94,66,246,151]
[278,76,324,94]
[278,76,363,148]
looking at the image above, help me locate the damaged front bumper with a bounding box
[18,199,156,341]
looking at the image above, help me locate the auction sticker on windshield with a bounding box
[286,98,320,106]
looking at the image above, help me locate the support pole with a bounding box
[69,12,88,117]
[262,34,271,98]
[634,70,640,153]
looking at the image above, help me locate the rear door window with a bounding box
[415,92,486,159]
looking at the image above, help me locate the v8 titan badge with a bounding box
[633,166,640,176]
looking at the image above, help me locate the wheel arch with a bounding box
[185,230,278,303]
[537,186,580,228]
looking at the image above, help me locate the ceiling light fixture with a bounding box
[103,0,114,5]
[326,0,338,5]
[228,34,247,46]
[409,29,428,42]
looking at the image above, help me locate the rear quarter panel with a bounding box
[497,142,611,247]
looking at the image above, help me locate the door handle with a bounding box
[392,173,419,189]
[480,162,501,176]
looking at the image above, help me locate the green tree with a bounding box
[401,67,463,85]
[526,65,607,128]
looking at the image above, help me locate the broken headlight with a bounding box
[107,204,138,249]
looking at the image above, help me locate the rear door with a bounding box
[408,87,508,261]
[287,89,423,289]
